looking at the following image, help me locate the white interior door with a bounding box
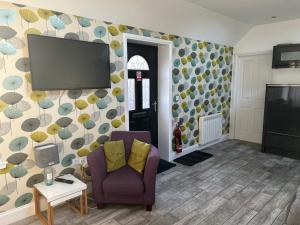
[234,54,272,143]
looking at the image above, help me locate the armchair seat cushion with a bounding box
[103,166,144,196]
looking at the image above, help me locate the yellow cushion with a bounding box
[103,140,126,172]
[128,139,151,174]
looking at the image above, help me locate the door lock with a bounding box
[152,101,157,112]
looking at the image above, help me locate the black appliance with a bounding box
[262,84,300,159]
[272,44,300,68]
[28,34,110,90]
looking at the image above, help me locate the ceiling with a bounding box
[187,0,300,25]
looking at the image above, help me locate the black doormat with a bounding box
[174,151,213,166]
[157,159,176,174]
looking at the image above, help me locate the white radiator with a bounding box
[199,113,222,145]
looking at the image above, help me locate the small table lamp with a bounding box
[34,143,60,186]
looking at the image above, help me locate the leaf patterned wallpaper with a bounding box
[0,1,233,212]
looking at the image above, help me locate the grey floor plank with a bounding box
[222,207,258,225]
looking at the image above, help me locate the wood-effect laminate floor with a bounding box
[12,140,300,225]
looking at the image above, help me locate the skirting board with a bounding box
[170,134,229,160]
[0,203,35,225]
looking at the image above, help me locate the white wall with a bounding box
[4,0,250,46]
[235,19,300,84]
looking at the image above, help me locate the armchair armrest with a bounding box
[143,145,160,205]
[87,146,107,203]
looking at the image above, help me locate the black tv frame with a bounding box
[27,34,111,91]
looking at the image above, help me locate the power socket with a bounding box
[72,157,87,166]
[79,157,87,166]
[0,161,7,169]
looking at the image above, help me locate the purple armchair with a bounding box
[87,131,160,211]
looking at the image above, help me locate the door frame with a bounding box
[229,50,272,140]
[123,33,173,161]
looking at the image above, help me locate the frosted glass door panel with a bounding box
[128,79,135,111]
[142,79,150,109]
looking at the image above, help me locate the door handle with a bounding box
[152,101,157,112]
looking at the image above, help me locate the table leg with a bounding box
[80,191,84,216]
[47,203,53,225]
[78,190,88,216]
[34,188,39,214]
[84,189,88,215]
[34,188,50,225]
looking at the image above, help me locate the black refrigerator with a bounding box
[262,84,300,159]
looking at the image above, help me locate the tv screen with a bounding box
[27,34,110,90]
[265,85,300,136]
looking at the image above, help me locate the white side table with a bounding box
[33,174,88,225]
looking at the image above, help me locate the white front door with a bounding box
[233,54,272,143]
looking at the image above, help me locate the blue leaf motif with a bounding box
[83,120,96,130]
[0,195,9,206]
[143,30,151,37]
[115,47,123,57]
[58,103,73,115]
[61,154,75,167]
[77,17,91,27]
[9,165,27,178]
[173,59,180,67]
[173,38,181,47]
[0,9,16,24]
[116,94,124,102]
[96,99,107,109]
[58,128,72,140]
[94,26,106,38]
[4,107,23,119]
[38,98,54,109]
[49,15,65,30]
[9,136,28,151]
[127,28,139,35]
[3,75,23,90]
[0,40,16,55]
[15,193,32,208]
[98,123,110,134]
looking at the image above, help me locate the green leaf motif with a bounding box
[19,9,39,23]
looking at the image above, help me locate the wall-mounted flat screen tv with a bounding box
[28,34,110,90]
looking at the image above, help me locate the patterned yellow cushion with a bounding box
[128,139,151,174]
[103,140,126,172]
